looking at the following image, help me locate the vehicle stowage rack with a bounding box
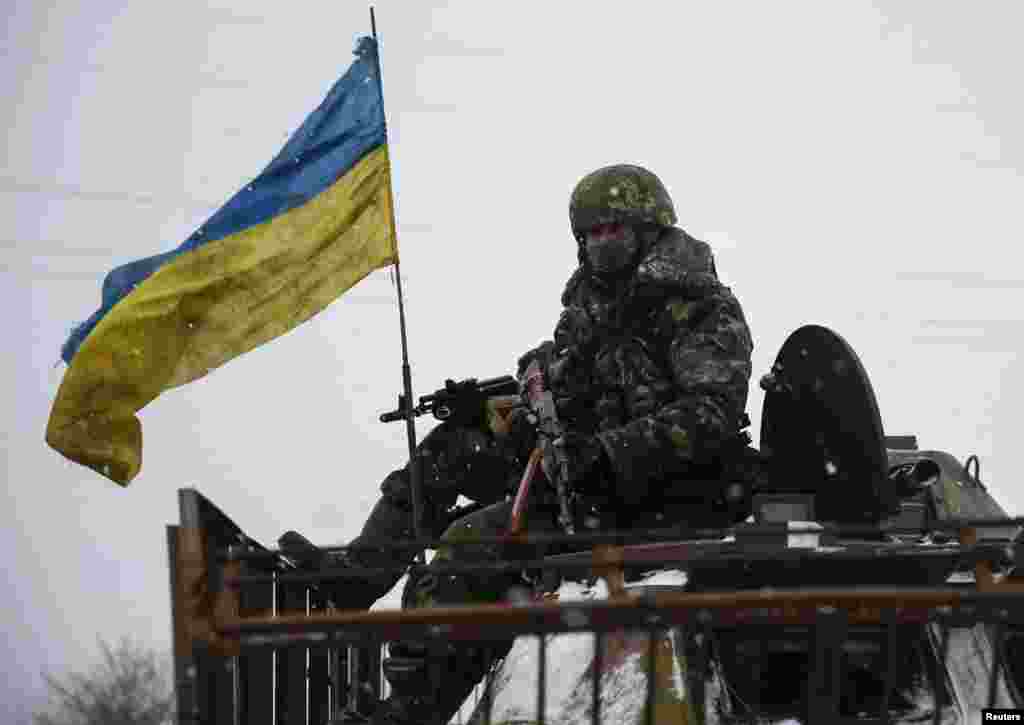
[168,487,1024,725]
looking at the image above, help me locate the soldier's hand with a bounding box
[503,406,538,464]
[540,432,607,492]
[516,341,555,382]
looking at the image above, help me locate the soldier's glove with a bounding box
[540,432,609,495]
[516,341,555,382]
[503,406,539,464]
[278,530,326,569]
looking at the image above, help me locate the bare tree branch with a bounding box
[34,637,174,725]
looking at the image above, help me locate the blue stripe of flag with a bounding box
[62,36,386,364]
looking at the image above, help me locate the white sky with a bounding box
[5,1,1024,720]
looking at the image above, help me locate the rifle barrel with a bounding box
[379,375,518,424]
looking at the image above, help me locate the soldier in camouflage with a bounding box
[363,164,755,725]
[289,424,526,613]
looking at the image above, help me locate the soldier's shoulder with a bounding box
[560,266,587,307]
[635,227,720,299]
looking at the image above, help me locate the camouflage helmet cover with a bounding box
[569,164,677,240]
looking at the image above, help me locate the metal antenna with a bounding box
[370,6,425,563]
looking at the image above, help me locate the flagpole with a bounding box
[370,7,425,564]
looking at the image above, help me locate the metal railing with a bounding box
[167,487,1024,725]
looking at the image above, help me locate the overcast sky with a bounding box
[5,1,1024,721]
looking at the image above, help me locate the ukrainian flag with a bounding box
[47,37,397,485]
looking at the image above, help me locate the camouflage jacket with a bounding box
[519,227,753,503]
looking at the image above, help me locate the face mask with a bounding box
[584,227,640,275]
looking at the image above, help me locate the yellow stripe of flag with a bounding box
[47,136,396,485]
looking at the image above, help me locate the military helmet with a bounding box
[569,164,677,240]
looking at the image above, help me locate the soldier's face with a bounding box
[584,223,640,275]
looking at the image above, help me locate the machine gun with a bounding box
[512,359,576,535]
[379,367,576,535]
[379,375,519,426]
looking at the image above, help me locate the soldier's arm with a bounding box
[594,284,754,502]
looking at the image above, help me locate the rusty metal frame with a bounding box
[168,488,1024,724]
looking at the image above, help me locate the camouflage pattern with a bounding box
[369,224,754,724]
[386,498,564,725]
[403,499,562,610]
[523,225,754,511]
[569,165,678,240]
[330,422,525,611]
[327,430,532,723]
